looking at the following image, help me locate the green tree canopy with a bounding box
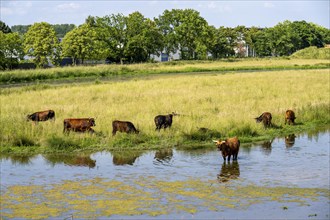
[0,32,24,70]
[61,22,105,65]
[23,22,61,67]
[0,21,11,33]
[156,9,211,60]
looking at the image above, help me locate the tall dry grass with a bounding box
[0,68,329,151]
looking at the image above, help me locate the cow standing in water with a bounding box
[27,110,55,123]
[63,118,96,133]
[154,112,178,131]
[112,120,139,136]
[213,137,240,162]
[285,110,296,125]
[255,112,272,129]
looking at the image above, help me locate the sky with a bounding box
[1,0,329,28]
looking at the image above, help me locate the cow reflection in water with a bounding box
[44,155,96,168]
[154,149,173,163]
[261,139,273,155]
[217,161,240,183]
[112,151,143,166]
[285,134,296,148]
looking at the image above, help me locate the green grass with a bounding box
[0,65,329,154]
[291,46,330,59]
[0,58,329,85]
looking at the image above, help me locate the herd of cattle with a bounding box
[26,109,296,162]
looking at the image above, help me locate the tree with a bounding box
[61,22,105,65]
[52,24,76,38]
[23,22,61,67]
[0,21,11,33]
[125,12,163,62]
[96,12,163,64]
[95,13,128,64]
[156,9,211,60]
[0,32,24,70]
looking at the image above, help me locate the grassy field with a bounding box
[1,65,329,154]
[0,58,329,85]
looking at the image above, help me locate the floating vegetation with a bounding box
[1,177,329,219]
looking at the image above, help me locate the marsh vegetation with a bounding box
[1,61,329,153]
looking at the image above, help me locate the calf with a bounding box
[285,110,296,125]
[112,120,139,136]
[63,118,96,133]
[213,137,240,161]
[255,112,272,128]
[154,112,178,131]
[27,110,55,123]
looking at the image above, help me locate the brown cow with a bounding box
[27,110,55,123]
[255,112,272,128]
[285,110,296,125]
[213,137,240,161]
[112,120,139,136]
[63,118,96,133]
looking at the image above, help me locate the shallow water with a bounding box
[1,130,329,219]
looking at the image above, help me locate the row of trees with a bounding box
[1,9,329,69]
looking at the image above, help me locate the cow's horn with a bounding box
[212,140,218,143]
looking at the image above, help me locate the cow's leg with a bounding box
[227,155,231,162]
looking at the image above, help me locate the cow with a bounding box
[112,120,139,136]
[27,110,55,123]
[154,112,178,131]
[213,137,240,162]
[285,110,296,125]
[255,112,272,128]
[63,118,96,133]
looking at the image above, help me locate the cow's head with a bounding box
[89,118,96,126]
[213,140,226,151]
[27,114,34,121]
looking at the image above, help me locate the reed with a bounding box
[0,68,329,153]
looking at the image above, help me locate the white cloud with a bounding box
[56,3,80,11]
[1,1,33,15]
[263,1,275,8]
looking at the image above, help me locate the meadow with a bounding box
[1,63,329,154]
[0,58,329,85]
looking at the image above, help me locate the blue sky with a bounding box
[1,1,329,28]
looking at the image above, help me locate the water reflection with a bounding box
[285,134,296,148]
[44,154,96,168]
[112,151,144,166]
[261,139,273,155]
[154,149,173,164]
[217,161,240,183]
[0,154,37,165]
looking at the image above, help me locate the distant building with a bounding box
[150,51,180,62]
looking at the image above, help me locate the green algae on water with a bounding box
[1,178,329,219]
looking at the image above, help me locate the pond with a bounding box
[1,130,329,219]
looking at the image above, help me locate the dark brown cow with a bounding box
[285,110,296,125]
[213,137,240,161]
[27,110,55,123]
[112,120,139,136]
[255,112,272,128]
[154,112,178,131]
[63,118,96,133]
